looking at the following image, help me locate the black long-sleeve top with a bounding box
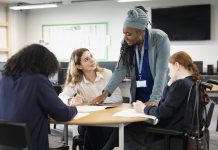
[144,76,196,130]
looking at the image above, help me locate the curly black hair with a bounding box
[3,44,59,79]
[119,40,134,69]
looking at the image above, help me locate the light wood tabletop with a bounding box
[51,103,150,125]
[50,103,155,150]
[207,85,218,93]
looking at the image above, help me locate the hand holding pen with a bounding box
[88,91,109,105]
[68,90,83,106]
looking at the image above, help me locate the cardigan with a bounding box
[105,28,170,102]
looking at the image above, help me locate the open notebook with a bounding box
[76,103,121,113]
[113,109,159,125]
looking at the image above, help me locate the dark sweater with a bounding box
[144,76,196,130]
[0,73,77,150]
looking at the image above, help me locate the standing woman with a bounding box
[59,48,122,150]
[0,44,78,150]
[91,6,170,107]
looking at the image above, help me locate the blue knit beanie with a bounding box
[123,7,149,30]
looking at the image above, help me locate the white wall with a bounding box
[10,10,27,55]
[10,0,218,70]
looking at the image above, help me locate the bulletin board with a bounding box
[42,22,109,61]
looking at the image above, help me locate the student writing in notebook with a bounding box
[59,48,122,150]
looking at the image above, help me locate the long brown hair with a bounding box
[64,48,103,86]
[168,51,200,80]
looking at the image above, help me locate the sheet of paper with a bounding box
[113,109,158,125]
[74,113,89,120]
[76,105,108,113]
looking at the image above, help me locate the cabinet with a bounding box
[0,2,10,62]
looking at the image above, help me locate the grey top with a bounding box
[105,28,170,103]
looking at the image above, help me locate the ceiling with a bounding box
[0,0,114,5]
[0,0,214,7]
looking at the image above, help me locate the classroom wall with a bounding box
[10,0,218,71]
[10,10,27,55]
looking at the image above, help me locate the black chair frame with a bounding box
[142,80,216,150]
[0,121,31,150]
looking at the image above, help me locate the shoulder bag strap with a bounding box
[183,83,195,132]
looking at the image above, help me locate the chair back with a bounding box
[204,101,215,128]
[0,121,30,150]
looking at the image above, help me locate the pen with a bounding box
[73,89,81,97]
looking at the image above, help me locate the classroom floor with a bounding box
[49,104,218,150]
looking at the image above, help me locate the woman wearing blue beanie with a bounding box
[89,6,171,150]
[90,6,170,111]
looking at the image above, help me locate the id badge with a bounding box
[136,80,147,88]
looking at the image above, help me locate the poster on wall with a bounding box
[42,23,109,62]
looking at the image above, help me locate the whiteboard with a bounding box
[42,23,109,61]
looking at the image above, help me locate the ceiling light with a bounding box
[10,4,58,10]
[118,0,151,2]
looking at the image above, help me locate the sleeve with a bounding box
[150,32,170,102]
[37,77,77,122]
[104,57,128,95]
[104,87,123,103]
[59,85,77,105]
[103,70,123,103]
[144,80,188,119]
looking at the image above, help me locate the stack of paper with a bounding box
[113,109,158,125]
[76,105,108,113]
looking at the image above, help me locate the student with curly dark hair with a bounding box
[0,44,78,150]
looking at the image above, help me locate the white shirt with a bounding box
[59,69,122,105]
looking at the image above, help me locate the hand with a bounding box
[68,93,83,106]
[144,101,158,107]
[168,76,177,86]
[88,91,109,105]
[167,78,174,86]
[133,100,146,113]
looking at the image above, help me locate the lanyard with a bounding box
[135,29,149,80]
[135,45,144,80]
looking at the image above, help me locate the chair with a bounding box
[0,121,30,150]
[50,145,69,150]
[143,100,215,150]
[142,81,215,150]
[216,117,218,132]
[72,126,85,150]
